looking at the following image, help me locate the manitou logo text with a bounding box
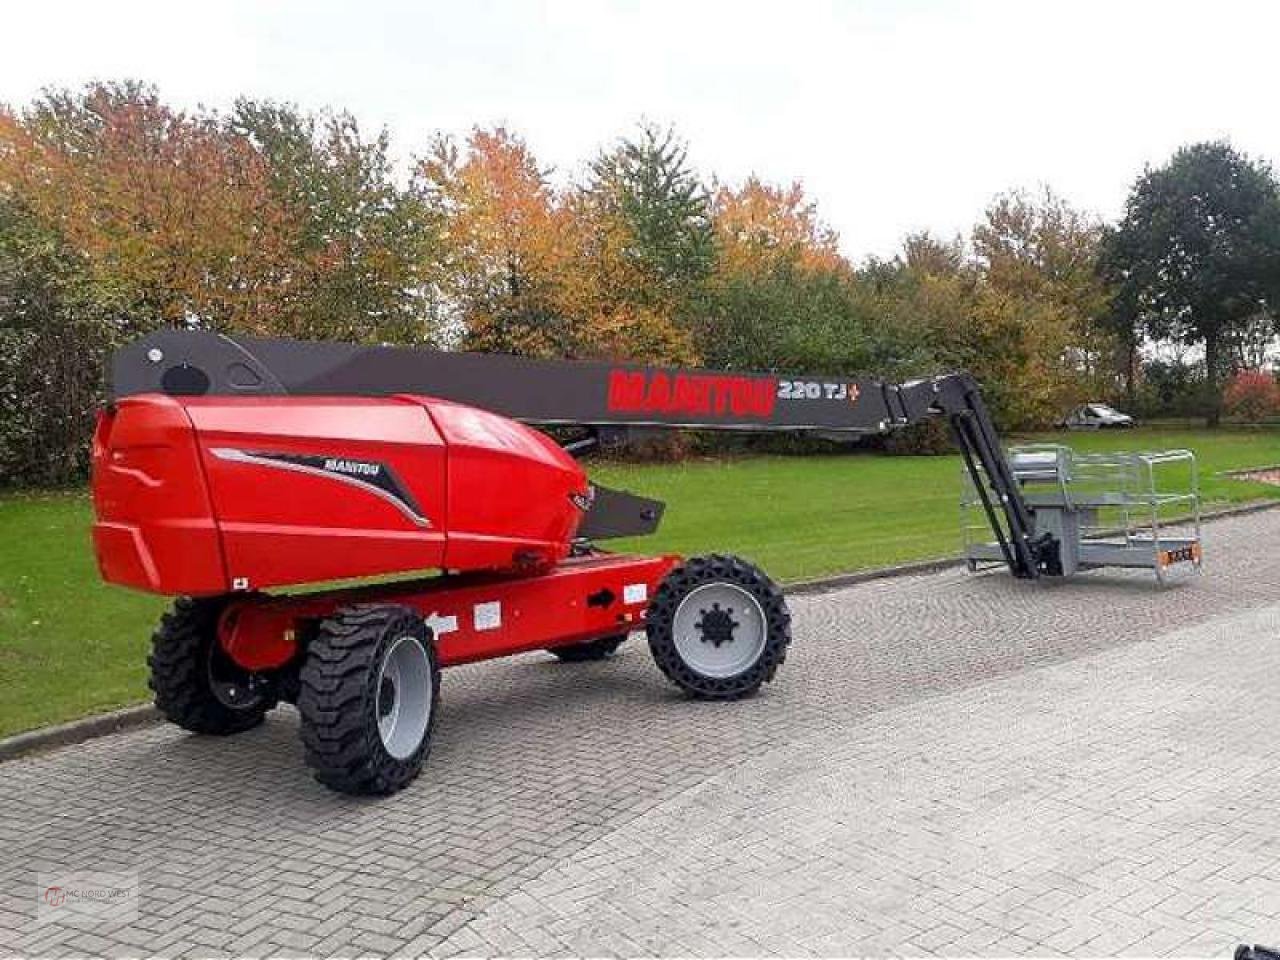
[607,369,777,419]
[324,458,380,477]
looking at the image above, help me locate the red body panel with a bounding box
[428,399,582,572]
[187,396,449,588]
[91,394,591,595]
[91,396,227,594]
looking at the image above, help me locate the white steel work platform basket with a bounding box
[962,444,1203,582]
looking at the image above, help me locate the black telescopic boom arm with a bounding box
[111,331,1056,578]
[114,331,914,433]
[890,374,1058,579]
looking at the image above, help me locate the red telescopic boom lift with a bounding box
[93,331,1058,794]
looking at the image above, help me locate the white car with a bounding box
[1058,403,1136,430]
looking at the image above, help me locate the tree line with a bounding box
[3,81,1279,486]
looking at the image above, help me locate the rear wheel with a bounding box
[647,554,791,700]
[298,604,439,795]
[149,596,276,735]
[547,635,627,662]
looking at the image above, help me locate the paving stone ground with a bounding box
[2,510,1279,957]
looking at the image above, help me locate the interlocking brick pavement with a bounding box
[434,603,1280,957]
[1,509,1278,957]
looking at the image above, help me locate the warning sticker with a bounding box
[473,601,502,631]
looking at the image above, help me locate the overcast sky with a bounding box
[3,0,1276,259]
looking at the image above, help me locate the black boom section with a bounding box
[113,331,908,433]
[893,374,1059,579]
[576,485,666,540]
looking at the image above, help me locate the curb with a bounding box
[4,496,1279,763]
[0,704,158,763]
[1223,464,1280,476]
[1201,497,1280,518]
[785,555,963,596]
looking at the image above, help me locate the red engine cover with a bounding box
[91,394,590,595]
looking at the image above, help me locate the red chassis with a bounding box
[216,552,680,673]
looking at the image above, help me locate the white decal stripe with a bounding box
[210,447,432,528]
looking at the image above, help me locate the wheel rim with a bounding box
[376,635,432,759]
[672,582,767,679]
[206,642,265,712]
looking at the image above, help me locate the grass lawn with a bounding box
[3,425,1279,737]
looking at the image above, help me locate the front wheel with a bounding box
[298,604,439,795]
[646,554,791,700]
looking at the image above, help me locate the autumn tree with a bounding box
[711,177,842,277]
[0,83,445,484]
[698,176,871,373]
[1104,142,1280,425]
[1222,369,1280,423]
[974,189,1107,318]
[969,188,1112,426]
[231,100,440,342]
[558,192,697,364]
[0,82,297,485]
[0,82,296,333]
[420,124,701,365]
[861,197,1112,432]
[900,231,966,277]
[0,83,283,484]
[418,126,575,357]
[859,236,978,387]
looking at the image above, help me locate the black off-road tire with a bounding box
[646,554,791,700]
[297,604,440,796]
[148,596,276,735]
[547,635,627,662]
